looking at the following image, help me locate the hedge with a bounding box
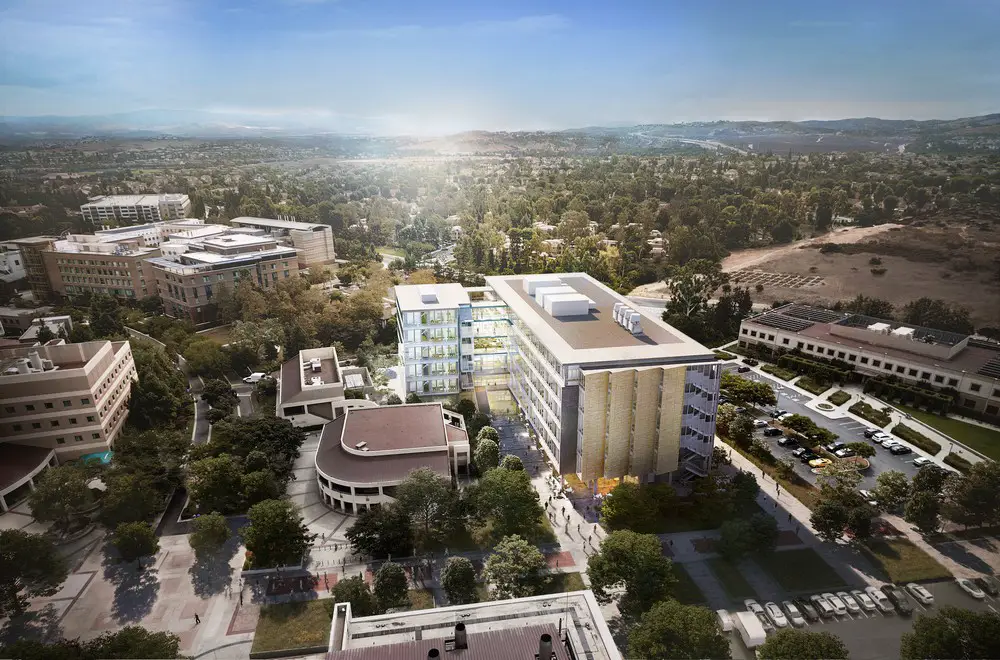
[944,453,973,473]
[863,378,953,414]
[890,423,942,455]
[777,355,851,384]
[849,402,892,427]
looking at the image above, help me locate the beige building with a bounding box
[42,235,159,300]
[230,217,336,268]
[278,346,375,427]
[0,306,54,334]
[80,194,191,224]
[0,340,136,511]
[11,236,57,301]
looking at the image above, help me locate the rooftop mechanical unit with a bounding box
[612,302,643,335]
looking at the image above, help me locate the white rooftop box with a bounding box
[867,322,891,333]
[546,293,591,317]
[891,327,916,338]
[419,285,438,304]
[523,275,563,296]
[535,285,575,308]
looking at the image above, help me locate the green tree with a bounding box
[187,454,244,514]
[385,394,403,405]
[2,625,184,659]
[871,470,910,512]
[587,530,676,622]
[99,471,161,528]
[905,490,942,535]
[628,599,731,660]
[0,530,68,617]
[901,298,974,335]
[601,481,656,532]
[900,606,1000,659]
[911,464,951,494]
[183,338,230,378]
[112,522,159,562]
[89,294,124,338]
[127,344,191,430]
[846,504,877,540]
[473,467,543,539]
[717,513,778,561]
[201,378,237,413]
[729,414,755,449]
[372,562,409,612]
[758,628,849,659]
[720,372,777,407]
[945,460,1000,528]
[113,428,189,494]
[500,454,524,471]
[29,464,92,532]
[473,438,500,472]
[810,499,849,542]
[482,535,546,600]
[330,576,378,617]
[241,469,280,506]
[345,503,414,558]
[395,468,456,549]
[243,499,312,568]
[663,259,729,317]
[844,294,894,318]
[844,441,876,459]
[441,556,478,605]
[189,512,231,558]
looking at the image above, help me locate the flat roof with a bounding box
[279,350,341,406]
[202,234,273,248]
[330,624,570,660]
[342,404,450,452]
[82,194,188,207]
[487,273,714,366]
[231,216,327,232]
[395,282,469,311]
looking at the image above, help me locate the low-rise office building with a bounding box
[10,236,57,301]
[0,340,137,510]
[80,194,191,224]
[0,243,26,293]
[314,402,469,514]
[277,346,376,427]
[230,217,336,268]
[0,306,54,334]
[327,590,620,660]
[42,234,160,300]
[395,273,720,484]
[739,304,1000,421]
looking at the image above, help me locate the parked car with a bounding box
[851,589,877,612]
[822,592,848,616]
[777,412,795,422]
[737,365,752,373]
[809,457,833,469]
[753,419,769,429]
[913,456,935,467]
[745,358,759,366]
[974,576,999,597]
[890,444,913,456]
[243,372,269,384]
[793,598,820,623]
[866,586,895,614]
[906,583,934,606]
[825,441,846,452]
[764,602,788,628]
[809,594,836,618]
[834,448,857,458]
[837,591,861,615]
[880,439,899,449]
[870,432,892,445]
[859,489,878,506]
[799,452,820,464]
[770,409,788,419]
[764,428,784,437]
[863,428,880,439]
[957,578,986,600]
[744,599,775,634]
[777,436,798,447]
[780,600,806,627]
[882,584,915,615]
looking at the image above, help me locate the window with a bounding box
[26,404,35,411]
[12,424,22,431]
[896,366,905,374]
[970,383,981,393]
[50,420,60,427]
[750,330,758,337]
[807,344,814,351]
[81,398,90,405]
[4,406,13,413]
[860,357,869,364]
[69,418,77,424]
[56,437,65,444]
[32,422,41,429]
[848,354,857,362]
[63,400,72,407]
[908,369,918,377]
[92,433,100,439]
[797,341,804,349]
[74,435,83,442]
[837,351,845,359]
[948,378,959,387]
[768,334,775,341]
[987,405,999,416]
[827,349,836,356]
[741,329,748,335]
[994,389,1000,398]
[44,402,54,409]
[964,399,976,409]
[782,338,790,345]
[883,362,892,370]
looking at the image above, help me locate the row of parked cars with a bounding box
[745,578,998,632]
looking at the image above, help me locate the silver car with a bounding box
[781,600,806,627]
[810,594,836,618]
[865,585,895,614]
[765,601,789,628]
[837,591,861,615]
[851,589,877,612]
[822,592,848,616]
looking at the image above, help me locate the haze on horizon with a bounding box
[1,0,998,135]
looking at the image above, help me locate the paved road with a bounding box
[722,365,921,490]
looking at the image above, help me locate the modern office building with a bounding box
[42,234,160,300]
[739,303,1000,421]
[230,217,336,268]
[0,340,137,511]
[11,236,57,301]
[394,273,720,483]
[147,233,299,323]
[314,402,470,514]
[327,590,620,660]
[277,346,376,427]
[80,194,191,224]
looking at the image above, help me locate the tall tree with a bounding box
[473,439,500,472]
[810,500,849,543]
[89,294,124,338]
[945,461,1000,528]
[243,499,312,568]
[112,522,159,562]
[330,576,378,617]
[99,471,161,528]
[394,468,456,549]
[345,504,414,558]
[871,470,910,513]
[628,600,731,660]
[372,562,409,612]
[662,259,729,317]
[901,298,974,334]
[0,530,68,617]
[441,556,478,605]
[900,607,1000,659]
[758,629,849,659]
[127,344,190,430]
[189,512,231,559]
[186,454,244,514]
[905,490,942,535]
[587,530,676,622]
[482,535,546,600]
[29,464,92,532]
[473,467,543,539]
[500,454,524,471]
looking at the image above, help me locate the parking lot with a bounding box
[724,366,924,490]
[733,581,999,660]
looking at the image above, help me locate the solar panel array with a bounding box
[754,312,815,333]
[978,356,1000,379]
[783,305,845,324]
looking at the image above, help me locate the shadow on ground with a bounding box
[0,604,63,646]
[102,543,160,623]
[189,523,242,598]
[935,541,994,574]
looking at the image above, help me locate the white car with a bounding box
[745,599,775,633]
[851,589,877,612]
[822,592,848,616]
[865,585,895,614]
[753,419,769,429]
[781,600,806,627]
[777,412,795,422]
[913,457,934,467]
[906,583,934,606]
[810,594,836,618]
[837,591,861,615]
[859,489,879,506]
[764,601,789,628]
[880,439,899,450]
[957,578,986,600]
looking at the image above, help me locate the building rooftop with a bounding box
[340,404,451,452]
[146,246,296,272]
[487,273,715,366]
[231,216,329,232]
[278,346,343,406]
[395,282,470,311]
[0,445,54,493]
[82,194,188,207]
[202,233,275,249]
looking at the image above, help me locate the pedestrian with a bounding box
[239,592,243,606]
[194,614,201,625]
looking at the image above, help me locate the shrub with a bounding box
[849,402,892,427]
[869,257,882,265]
[819,243,843,254]
[890,424,942,455]
[944,453,972,473]
[871,267,887,276]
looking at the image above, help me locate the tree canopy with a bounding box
[587,530,676,621]
[0,529,68,617]
[628,599,731,660]
[482,535,546,600]
[243,499,313,568]
[900,606,1000,659]
[757,628,849,659]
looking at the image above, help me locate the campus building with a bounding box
[10,236,57,301]
[41,234,160,300]
[394,273,721,483]
[0,243,26,293]
[147,233,299,323]
[314,403,470,514]
[327,590,620,660]
[738,303,1000,421]
[0,340,137,511]
[0,306,54,334]
[80,194,191,224]
[277,346,376,428]
[230,217,336,268]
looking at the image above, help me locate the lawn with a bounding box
[707,558,759,601]
[754,549,847,593]
[796,376,831,395]
[828,390,852,406]
[251,600,333,654]
[860,539,951,583]
[407,588,435,610]
[714,350,737,361]
[720,438,821,509]
[761,364,797,381]
[849,401,892,427]
[196,324,232,345]
[539,572,587,596]
[891,423,942,455]
[378,246,407,257]
[896,405,1000,461]
[671,564,707,605]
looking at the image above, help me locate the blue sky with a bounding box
[1,0,998,133]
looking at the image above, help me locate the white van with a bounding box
[243,372,268,384]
